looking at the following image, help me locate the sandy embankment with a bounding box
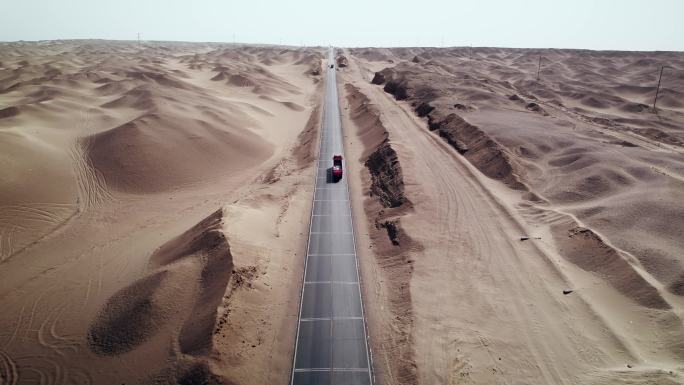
[341,83,417,384]
[342,48,684,384]
[0,40,323,384]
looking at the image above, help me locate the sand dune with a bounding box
[3,38,682,384]
[344,84,417,383]
[87,208,234,382]
[85,113,272,193]
[358,48,684,305]
[88,269,173,355]
[344,47,684,384]
[0,40,323,384]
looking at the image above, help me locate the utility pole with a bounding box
[653,65,669,112]
[536,54,542,81]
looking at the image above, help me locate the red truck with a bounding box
[332,155,343,181]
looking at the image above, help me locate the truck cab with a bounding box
[332,155,343,181]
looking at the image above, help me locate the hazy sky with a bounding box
[2,0,683,50]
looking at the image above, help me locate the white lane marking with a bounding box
[300,316,364,321]
[305,281,360,284]
[291,52,329,385]
[292,47,373,385]
[307,253,356,256]
[335,53,375,384]
[294,368,371,372]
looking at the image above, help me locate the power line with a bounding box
[653,65,673,112]
[537,54,542,81]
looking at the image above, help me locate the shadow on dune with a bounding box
[88,208,235,383]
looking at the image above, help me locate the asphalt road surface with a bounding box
[290,48,373,385]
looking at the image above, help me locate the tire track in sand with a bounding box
[0,349,18,385]
[37,303,81,356]
[0,204,76,262]
[344,55,597,384]
[70,110,114,214]
[4,304,89,385]
[2,296,89,385]
[19,355,67,385]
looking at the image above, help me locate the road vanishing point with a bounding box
[289,47,373,385]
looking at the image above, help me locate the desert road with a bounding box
[290,48,373,385]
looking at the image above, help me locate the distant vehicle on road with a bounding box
[332,155,343,181]
[330,64,334,68]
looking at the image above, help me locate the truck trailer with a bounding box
[332,155,343,181]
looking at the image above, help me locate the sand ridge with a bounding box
[0,40,323,384]
[2,39,684,384]
[356,47,684,308]
[343,83,418,384]
[343,47,684,384]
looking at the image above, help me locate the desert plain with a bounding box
[0,40,683,385]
